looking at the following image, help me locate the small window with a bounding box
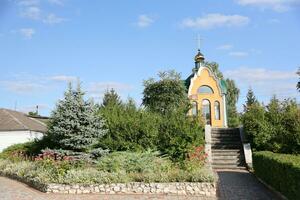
[198,85,214,94]
[191,101,198,116]
[202,99,211,125]
[214,101,220,120]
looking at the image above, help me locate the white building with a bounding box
[0,108,47,152]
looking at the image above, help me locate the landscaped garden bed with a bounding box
[0,151,216,196]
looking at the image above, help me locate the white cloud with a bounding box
[229,51,249,57]
[50,75,77,82]
[19,28,35,39]
[225,67,299,109]
[18,0,67,25]
[1,81,45,94]
[136,15,155,28]
[18,0,40,6]
[20,6,41,20]
[236,0,300,12]
[43,13,67,24]
[217,44,233,50]
[181,13,250,29]
[225,67,297,82]
[88,82,133,97]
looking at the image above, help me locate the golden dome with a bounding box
[194,49,205,62]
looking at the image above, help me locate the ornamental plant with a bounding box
[47,82,107,152]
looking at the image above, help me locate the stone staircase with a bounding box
[211,128,246,170]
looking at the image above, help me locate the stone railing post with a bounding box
[205,125,212,165]
[239,127,253,169]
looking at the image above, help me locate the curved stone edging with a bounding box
[0,173,216,197]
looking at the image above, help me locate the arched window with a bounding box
[214,101,220,120]
[202,99,211,125]
[198,85,214,94]
[191,101,198,116]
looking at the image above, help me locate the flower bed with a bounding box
[0,150,216,196]
[0,158,216,196]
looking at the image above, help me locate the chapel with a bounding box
[185,49,228,127]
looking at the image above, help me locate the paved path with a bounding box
[0,170,281,200]
[216,170,280,200]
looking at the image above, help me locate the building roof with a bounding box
[0,108,47,133]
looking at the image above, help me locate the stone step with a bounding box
[211,134,240,138]
[212,158,243,164]
[212,140,241,144]
[213,155,242,160]
[212,149,242,153]
[212,165,247,170]
[212,144,242,149]
[212,129,240,134]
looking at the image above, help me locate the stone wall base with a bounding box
[46,182,216,197]
[1,173,216,197]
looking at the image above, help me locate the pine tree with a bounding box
[244,88,258,111]
[102,88,122,107]
[47,82,107,152]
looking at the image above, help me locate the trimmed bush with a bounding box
[253,151,300,200]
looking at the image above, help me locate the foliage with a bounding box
[157,108,204,161]
[253,151,300,200]
[242,94,300,154]
[102,88,122,107]
[47,82,107,152]
[225,79,240,127]
[297,67,300,92]
[243,88,258,111]
[186,146,207,168]
[205,62,240,127]
[98,99,161,151]
[0,151,214,184]
[0,142,34,160]
[142,70,190,115]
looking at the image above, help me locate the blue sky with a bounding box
[0,0,299,116]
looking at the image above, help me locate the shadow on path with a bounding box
[216,170,281,200]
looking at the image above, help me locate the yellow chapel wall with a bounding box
[189,68,224,127]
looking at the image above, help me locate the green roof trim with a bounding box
[220,79,227,94]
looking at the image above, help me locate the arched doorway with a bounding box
[202,99,211,125]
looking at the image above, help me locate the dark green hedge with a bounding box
[253,151,300,200]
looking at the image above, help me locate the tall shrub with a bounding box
[142,70,204,161]
[142,70,190,115]
[157,108,204,161]
[242,90,300,154]
[98,97,161,151]
[47,82,107,152]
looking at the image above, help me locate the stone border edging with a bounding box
[0,173,216,197]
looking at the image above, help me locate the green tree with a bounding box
[244,88,258,111]
[47,82,107,152]
[102,88,122,107]
[142,70,190,115]
[241,102,271,151]
[205,62,240,127]
[297,67,300,92]
[225,79,240,127]
[157,108,204,161]
[98,98,161,151]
